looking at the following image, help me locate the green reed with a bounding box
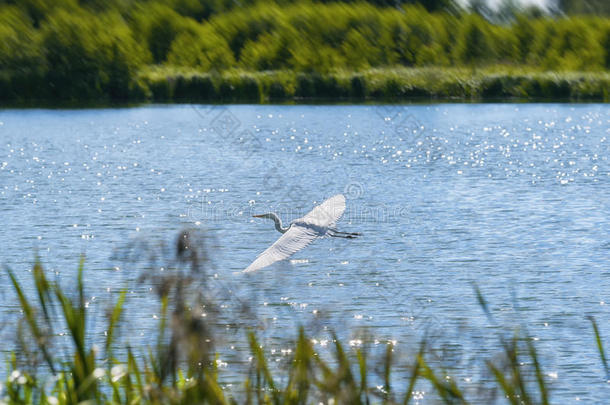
[136,67,610,103]
[2,250,607,404]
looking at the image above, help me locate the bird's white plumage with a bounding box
[243,194,347,273]
[302,194,346,228]
[243,225,318,273]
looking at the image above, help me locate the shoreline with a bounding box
[1,68,609,106]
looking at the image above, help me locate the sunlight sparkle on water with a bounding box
[0,104,608,402]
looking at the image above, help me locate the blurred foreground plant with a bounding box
[3,231,603,404]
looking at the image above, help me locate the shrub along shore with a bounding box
[139,68,610,103]
[2,68,609,104]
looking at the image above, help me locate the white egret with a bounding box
[244,194,360,273]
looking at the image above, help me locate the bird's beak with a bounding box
[253,214,264,218]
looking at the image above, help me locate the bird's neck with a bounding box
[270,214,289,233]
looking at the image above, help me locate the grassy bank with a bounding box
[4,67,607,105]
[2,232,609,404]
[137,68,610,103]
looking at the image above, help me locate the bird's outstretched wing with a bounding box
[301,194,346,227]
[243,224,319,273]
[243,194,347,273]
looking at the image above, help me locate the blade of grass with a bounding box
[7,268,56,374]
[127,347,145,400]
[527,339,549,405]
[33,259,54,330]
[472,283,494,324]
[506,336,532,405]
[403,340,425,405]
[488,361,519,405]
[383,342,393,402]
[248,331,279,404]
[105,289,127,355]
[588,316,610,380]
[356,348,369,404]
[419,355,467,404]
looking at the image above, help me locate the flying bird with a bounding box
[244,194,360,273]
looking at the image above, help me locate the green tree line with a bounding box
[0,0,609,101]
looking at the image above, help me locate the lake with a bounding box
[0,104,608,402]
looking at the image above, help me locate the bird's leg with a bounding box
[328,230,358,239]
[329,229,361,237]
[340,231,362,236]
[329,233,355,239]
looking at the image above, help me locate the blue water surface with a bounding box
[0,104,608,402]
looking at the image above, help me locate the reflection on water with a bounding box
[0,104,608,401]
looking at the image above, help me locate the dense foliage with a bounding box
[137,67,610,102]
[0,0,609,101]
